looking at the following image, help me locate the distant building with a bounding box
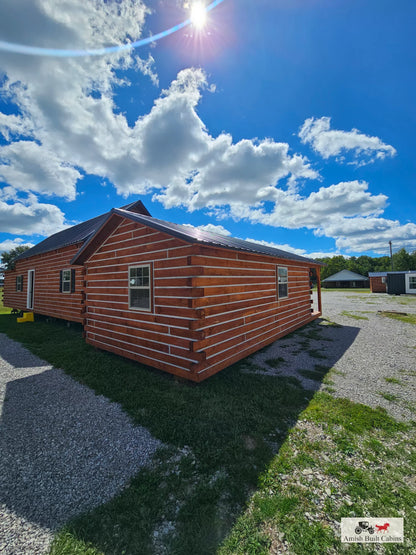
[322,270,369,289]
[369,271,416,295]
[368,272,388,293]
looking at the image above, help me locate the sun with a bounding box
[190,2,207,30]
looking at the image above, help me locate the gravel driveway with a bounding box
[0,334,162,555]
[251,290,416,421]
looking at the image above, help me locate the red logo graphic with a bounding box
[375,523,390,533]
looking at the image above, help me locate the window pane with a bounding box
[278,284,288,298]
[409,277,416,289]
[278,267,288,279]
[62,281,71,292]
[63,270,71,281]
[130,289,150,309]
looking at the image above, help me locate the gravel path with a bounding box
[0,333,162,555]
[250,291,416,421]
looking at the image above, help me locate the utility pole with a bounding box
[389,241,393,270]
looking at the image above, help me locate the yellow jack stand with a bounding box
[17,312,34,323]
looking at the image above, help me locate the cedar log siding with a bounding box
[83,218,321,382]
[83,219,202,380]
[370,276,387,293]
[3,244,85,322]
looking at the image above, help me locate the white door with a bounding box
[27,269,35,309]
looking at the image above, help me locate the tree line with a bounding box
[316,248,416,281]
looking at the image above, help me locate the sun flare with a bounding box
[190,2,207,30]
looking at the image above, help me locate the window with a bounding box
[129,265,151,310]
[60,269,75,293]
[16,274,23,292]
[277,267,288,299]
[381,277,386,284]
[409,276,416,290]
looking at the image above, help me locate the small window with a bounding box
[62,270,71,293]
[277,267,288,299]
[60,269,75,293]
[16,275,23,292]
[381,277,386,284]
[129,265,151,310]
[409,276,416,290]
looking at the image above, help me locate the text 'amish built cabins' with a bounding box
[3,201,322,381]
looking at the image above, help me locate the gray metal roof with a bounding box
[16,201,150,261]
[368,272,388,277]
[101,208,320,264]
[322,269,369,282]
[369,271,416,277]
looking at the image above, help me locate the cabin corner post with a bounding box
[317,266,322,315]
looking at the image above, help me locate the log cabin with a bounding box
[3,201,322,381]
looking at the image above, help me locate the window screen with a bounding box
[278,267,288,299]
[129,265,151,310]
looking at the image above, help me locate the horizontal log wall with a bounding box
[84,219,319,381]
[370,276,387,293]
[3,244,85,322]
[187,247,319,380]
[84,219,202,379]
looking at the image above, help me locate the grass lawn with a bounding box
[0,287,12,314]
[321,288,371,293]
[0,313,415,554]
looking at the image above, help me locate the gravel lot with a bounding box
[0,334,162,555]
[251,290,416,421]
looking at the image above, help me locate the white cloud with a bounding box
[299,116,396,164]
[183,223,232,236]
[226,181,386,229]
[0,237,34,253]
[0,141,81,200]
[0,197,67,235]
[319,217,416,254]
[0,0,152,204]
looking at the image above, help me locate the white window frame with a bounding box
[62,269,71,293]
[277,266,288,299]
[16,274,23,292]
[128,264,152,311]
[406,274,416,293]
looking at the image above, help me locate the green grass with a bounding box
[378,391,399,402]
[322,288,371,293]
[340,310,369,321]
[264,357,285,368]
[385,377,404,386]
[220,394,415,554]
[1,312,416,554]
[379,311,416,325]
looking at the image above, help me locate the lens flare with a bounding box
[190,3,207,29]
[0,0,224,58]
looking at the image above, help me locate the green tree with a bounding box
[409,250,416,271]
[1,245,31,270]
[316,255,348,280]
[392,248,411,271]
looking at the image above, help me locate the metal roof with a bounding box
[16,201,150,261]
[103,208,320,264]
[369,271,416,277]
[322,269,369,282]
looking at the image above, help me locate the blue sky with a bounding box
[0,0,415,259]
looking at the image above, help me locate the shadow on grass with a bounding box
[0,314,359,555]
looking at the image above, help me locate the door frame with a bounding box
[27,269,35,309]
